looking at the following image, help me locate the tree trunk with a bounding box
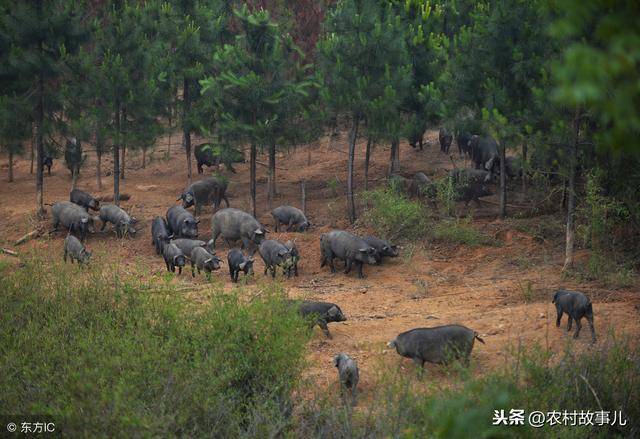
[364,137,372,191]
[142,147,146,169]
[71,166,78,190]
[30,125,35,174]
[167,108,172,156]
[347,115,359,224]
[250,143,257,217]
[121,107,126,180]
[267,142,276,209]
[389,138,400,176]
[36,66,45,218]
[8,150,14,182]
[113,100,121,206]
[563,107,581,270]
[96,129,103,190]
[499,141,507,218]
[183,77,192,184]
[522,142,527,193]
[301,179,306,216]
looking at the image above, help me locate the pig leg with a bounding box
[573,315,582,339]
[63,249,68,263]
[178,265,182,275]
[274,220,279,232]
[286,218,294,232]
[191,261,196,277]
[100,219,107,231]
[587,313,596,342]
[318,321,332,339]
[356,261,365,279]
[344,259,352,274]
[566,315,573,332]
[165,259,171,272]
[271,267,276,278]
[195,203,201,217]
[555,306,563,327]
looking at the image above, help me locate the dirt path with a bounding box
[1,130,639,398]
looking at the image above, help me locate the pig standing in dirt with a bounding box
[151,216,172,255]
[99,204,137,237]
[162,242,186,274]
[334,353,359,405]
[552,290,596,342]
[271,205,310,232]
[70,188,100,211]
[362,236,398,264]
[388,325,485,368]
[227,249,254,282]
[170,238,214,257]
[166,205,199,239]
[177,177,229,216]
[51,201,92,241]
[258,239,293,278]
[439,127,453,154]
[283,240,300,278]
[296,300,347,339]
[320,230,378,278]
[210,208,265,253]
[190,246,222,278]
[63,234,91,264]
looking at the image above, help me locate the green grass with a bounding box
[431,217,493,247]
[361,187,428,241]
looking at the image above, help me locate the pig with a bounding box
[190,246,222,278]
[166,205,199,239]
[362,236,398,264]
[283,240,300,278]
[210,208,265,252]
[388,325,485,368]
[439,127,453,154]
[64,137,85,176]
[177,177,229,216]
[170,238,214,258]
[151,216,172,255]
[42,155,53,175]
[456,132,473,156]
[448,169,493,205]
[271,205,310,232]
[258,239,293,278]
[162,242,186,274]
[227,248,254,282]
[320,230,378,278]
[552,290,596,342]
[334,353,359,404]
[469,135,500,172]
[194,143,245,174]
[296,300,347,339]
[51,201,91,241]
[63,234,91,264]
[504,156,523,180]
[70,188,100,211]
[408,172,434,198]
[99,204,137,237]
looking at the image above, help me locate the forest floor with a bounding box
[1,129,639,402]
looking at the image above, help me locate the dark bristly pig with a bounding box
[362,236,398,264]
[334,353,359,405]
[320,230,378,278]
[170,238,214,258]
[448,169,493,206]
[162,242,187,274]
[227,249,254,282]
[166,205,199,239]
[70,188,100,211]
[190,246,222,278]
[552,290,596,342]
[456,132,473,156]
[469,135,500,173]
[439,127,453,154]
[388,325,485,369]
[211,208,265,253]
[271,205,311,232]
[99,204,138,237]
[258,239,293,278]
[283,240,300,277]
[151,216,172,255]
[63,234,91,264]
[295,300,347,339]
[177,177,229,216]
[51,201,92,241]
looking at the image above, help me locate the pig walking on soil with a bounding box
[227,249,254,282]
[170,238,214,258]
[271,205,310,232]
[388,325,485,368]
[70,188,100,211]
[162,243,186,274]
[99,204,137,237]
[211,208,265,253]
[51,201,92,241]
[283,240,299,277]
[151,216,172,255]
[177,177,229,216]
[166,205,199,239]
[552,290,596,342]
[334,353,359,405]
[63,235,91,264]
[320,230,378,278]
[190,246,222,278]
[296,300,347,339]
[258,239,293,278]
[362,236,398,264]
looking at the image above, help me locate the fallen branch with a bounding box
[0,248,18,257]
[14,229,42,246]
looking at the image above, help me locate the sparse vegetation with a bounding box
[431,217,492,247]
[361,187,428,241]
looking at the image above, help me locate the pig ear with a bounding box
[205,258,212,264]
[254,229,264,235]
[358,248,369,253]
[195,219,201,224]
[176,195,183,201]
[328,306,339,317]
[333,355,340,367]
[239,261,246,269]
[278,249,288,257]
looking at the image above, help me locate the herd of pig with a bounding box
[47,169,597,403]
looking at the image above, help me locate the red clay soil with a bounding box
[1,130,639,398]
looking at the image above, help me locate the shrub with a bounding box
[431,217,492,246]
[0,259,309,437]
[361,187,428,241]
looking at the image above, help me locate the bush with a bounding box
[0,259,309,437]
[431,217,492,247]
[361,187,428,241]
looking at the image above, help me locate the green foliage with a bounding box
[361,187,427,241]
[435,175,458,217]
[0,259,309,437]
[431,217,492,247]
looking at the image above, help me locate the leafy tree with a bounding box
[0,96,30,182]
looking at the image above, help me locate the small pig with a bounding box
[70,188,100,211]
[271,205,311,232]
[162,243,186,274]
[190,246,222,278]
[439,127,453,154]
[170,238,214,257]
[334,353,359,404]
[166,205,199,239]
[227,248,254,282]
[283,240,299,278]
[388,325,485,368]
[552,290,596,342]
[51,201,91,241]
[99,204,137,237]
[297,300,347,339]
[320,230,378,278]
[42,155,53,175]
[151,216,172,255]
[63,234,91,264]
[258,239,293,278]
[362,236,398,264]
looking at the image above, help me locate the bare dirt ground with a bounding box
[1,129,639,400]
